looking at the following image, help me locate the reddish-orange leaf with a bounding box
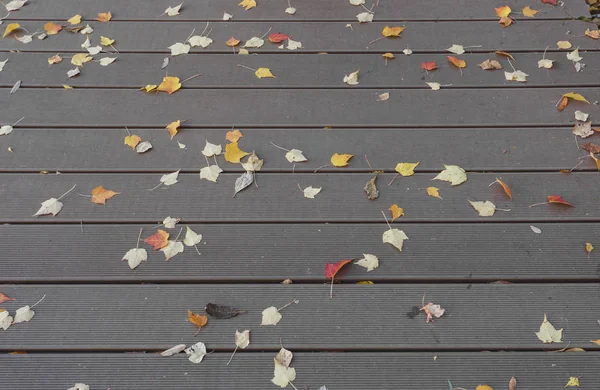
[498,16,513,27]
[91,185,119,205]
[421,61,437,71]
[557,96,569,111]
[542,0,557,5]
[166,120,181,139]
[226,129,243,142]
[494,178,512,200]
[0,293,15,304]
[97,12,112,22]
[447,56,466,68]
[268,32,290,43]
[547,195,574,207]
[188,310,208,335]
[144,229,170,250]
[225,36,241,47]
[325,259,352,279]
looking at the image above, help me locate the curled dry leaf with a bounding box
[166,120,181,139]
[479,59,502,70]
[535,313,563,343]
[433,165,467,186]
[160,344,186,357]
[364,176,379,200]
[585,28,600,39]
[100,36,115,46]
[493,178,512,200]
[331,153,354,167]
[205,303,247,319]
[572,121,593,138]
[48,54,62,65]
[509,376,517,390]
[188,310,208,333]
[420,302,445,323]
[355,253,379,272]
[165,3,183,16]
[3,23,21,38]
[547,195,574,207]
[67,14,82,25]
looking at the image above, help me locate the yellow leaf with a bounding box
[495,5,511,17]
[97,12,112,22]
[357,281,374,284]
[3,23,21,38]
[565,377,579,387]
[44,22,62,35]
[330,153,354,167]
[495,50,515,60]
[224,142,249,163]
[585,28,600,39]
[522,6,539,17]
[395,162,419,177]
[382,25,405,37]
[382,52,395,59]
[124,135,141,149]
[166,120,181,139]
[586,242,594,257]
[226,129,243,142]
[238,0,257,10]
[426,187,442,199]
[447,56,466,68]
[255,67,275,78]
[71,53,92,67]
[562,92,590,104]
[469,200,496,217]
[476,386,493,390]
[557,41,572,49]
[142,84,158,92]
[157,76,181,94]
[100,36,115,46]
[388,204,404,222]
[47,54,62,65]
[591,339,600,345]
[68,14,82,25]
[63,85,73,89]
[187,310,208,331]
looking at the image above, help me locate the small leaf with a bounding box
[202,141,222,157]
[469,200,496,217]
[495,5,511,17]
[364,176,379,200]
[426,187,442,199]
[547,195,574,207]
[225,142,249,163]
[157,76,182,94]
[254,67,275,79]
[355,253,379,272]
[330,153,354,167]
[395,162,419,176]
[166,120,181,139]
[144,230,170,250]
[447,56,466,68]
[494,178,512,199]
[261,306,283,325]
[226,129,243,142]
[285,149,307,163]
[165,3,183,16]
[3,23,21,38]
[97,12,112,22]
[389,204,404,221]
[446,44,465,55]
[12,305,35,324]
[234,171,254,197]
[343,70,359,85]
[557,41,572,49]
[433,165,467,186]
[302,186,322,199]
[421,61,437,71]
[91,185,119,205]
[381,25,405,37]
[564,377,579,387]
[522,6,539,17]
[530,225,542,234]
[382,229,408,251]
[268,32,290,43]
[225,37,241,46]
[44,22,62,35]
[0,293,15,304]
[199,165,223,182]
[205,303,247,319]
[187,310,208,332]
[160,344,186,357]
[585,242,593,257]
[535,313,563,343]
[479,59,502,70]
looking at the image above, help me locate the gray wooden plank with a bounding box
[0,128,597,173]
[1,21,596,52]
[1,352,598,389]
[2,173,599,222]
[2,52,600,88]
[0,284,597,350]
[5,0,590,21]
[1,223,598,282]
[1,89,598,127]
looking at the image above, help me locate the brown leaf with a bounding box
[364,176,379,200]
[479,59,502,70]
[226,37,241,47]
[557,96,569,111]
[581,143,600,154]
[205,303,247,319]
[509,376,517,390]
[573,121,594,138]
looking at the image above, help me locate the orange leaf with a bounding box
[144,230,170,250]
[447,56,466,68]
[157,76,181,94]
[48,54,63,65]
[268,32,290,43]
[557,96,569,111]
[226,129,243,142]
[495,50,515,60]
[166,120,181,139]
[421,61,437,71]
[494,178,512,200]
[547,195,574,207]
[325,259,352,279]
[124,134,141,149]
[585,28,600,39]
[226,37,241,47]
[44,22,62,35]
[97,12,112,22]
[495,5,511,17]
[389,204,404,221]
[91,185,119,205]
[188,310,208,334]
[0,293,15,304]
[590,152,600,171]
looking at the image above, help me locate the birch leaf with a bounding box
[567,49,582,62]
[241,151,264,172]
[200,165,223,182]
[0,125,13,135]
[433,165,467,185]
[244,37,264,48]
[169,42,190,56]
[272,359,297,387]
[427,187,442,199]
[350,0,365,4]
[285,7,296,14]
[389,204,404,221]
[565,377,579,387]
[100,36,115,46]
[71,53,92,66]
[285,149,307,162]
[383,229,408,251]
[80,25,94,34]
[574,110,589,121]
[5,0,27,11]
[34,198,63,216]
[68,14,81,25]
[136,141,153,153]
[504,70,528,82]
[557,40,572,49]
[233,172,254,197]
[356,12,374,23]
[522,6,539,17]
[395,162,419,176]
[185,342,207,363]
[469,200,496,216]
[188,36,213,48]
[261,306,282,325]
[165,3,183,16]
[67,384,89,390]
[2,23,21,38]
[160,240,184,261]
[355,253,379,271]
[238,0,256,11]
[12,305,34,324]
[99,57,116,66]
[343,69,359,85]
[235,329,251,348]
[122,248,148,270]
[160,344,186,357]
[586,242,594,257]
[161,170,180,186]
[331,153,354,167]
[255,67,275,78]
[447,44,465,54]
[183,226,202,246]
[202,141,222,157]
[537,59,554,69]
[479,59,502,70]
[535,314,563,343]
[302,186,321,199]
[15,34,34,43]
[426,82,441,90]
[0,311,13,330]
[287,38,302,50]
[162,216,180,229]
[223,12,233,20]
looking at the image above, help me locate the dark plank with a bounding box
[1,128,596,173]
[1,223,599,283]
[3,52,600,88]
[2,173,600,223]
[5,0,589,21]
[2,89,598,127]
[1,352,598,389]
[1,21,596,52]
[0,284,597,350]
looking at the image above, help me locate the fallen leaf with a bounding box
[157,76,182,94]
[244,36,265,48]
[582,143,600,154]
[574,110,589,121]
[100,36,115,46]
[223,12,233,20]
[403,48,413,55]
[188,35,213,48]
[182,226,202,247]
[522,6,539,17]
[567,49,582,62]
[241,151,264,172]
[272,358,296,387]
[67,384,89,390]
[495,5,511,17]
[286,38,303,50]
[433,165,467,185]
[493,178,512,199]
[225,142,250,163]
[144,230,169,250]
[165,3,183,16]
[572,121,593,138]
[469,200,496,217]
[97,12,112,22]
[166,120,181,139]
[86,45,102,55]
[234,329,250,348]
[169,42,190,56]
[34,198,64,216]
[0,311,12,330]
[160,344,186,357]
[395,162,419,176]
[377,92,390,101]
[421,61,437,71]
[382,25,405,37]
[591,339,600,345]
[0,59,7,71]
[188,310,208,332]
[585,28,600,39]
[234,171,254,197]
[420,302,445,323]
[142,84,158,92]
[383,229,408,251]
[9,80,18,94]
[446,44,465,55]
[275,347,293,367]
[15,33,33,43]
[498,16,512,27]
[389,204,404,221]
[343,69,359,85]
[159,170,180,186]
[238,0,256,10]
[226,36,241,46]
[585,242,593,257]
[504,70,528,82]
[427,187,442,199]
[447,56,466,68]
[479,59,502,70]
[255,67,275,78]
[562,92,590,104]
[91,185,119,205]
[80,25,94,34]
[3,23,21,38]
[285,149,307,162]
[185,342,207,363]
[99,57,116,66]
[535,313,563,343]
[509,377,517,390]
[530,225,542,234]
[476,385,493,390]
[200,165,223,182]
[538,59,554,69]
[202,141,222,157]
[545,195,574,207]
[261,306,283,325]
[331,153,354,167]
[495,51,514,60]
[122,247,147,270]
[285,7,296,14]
[5,0,27,12]
[557,41,572,49]
[71,53,92,67]
[542,0,557,4]
[205,303,247,319]
[12,305,34,324]
[0,293,15,304]
[565,377,579,387]
[364,176,379,200]
[44,22,62,35]
[136,141,152,153]
[355,253,379,272]
[162,216,180,229]
[426,82,441,90]
[226,129,243,142]
[302,186,322,199]
[350,0,365,4]
[269,32,290,43]
[356,12,374,23]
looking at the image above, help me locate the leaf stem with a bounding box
[136,227,143,248]
[277,298,298,312]
[30,294,47,309]
[181,73,201,84]
[57,184,77,200]
[174,226,183,241]
[226,345,238,365]
[259,27,272,39]
[125,126,131,135]
[200,22,210,37]
[12,116,25,126]
[330,277,334,299]
[529,202,550,208]
[380,210,392,229]
[184,28,196,44]
[364,154,373,170]
[269,141,290,152]
[388,173,399,186]
[237,64,258,72]
[147,182,162,192]
[313,164,331,173]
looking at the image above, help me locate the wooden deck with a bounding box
[1,0,600,388]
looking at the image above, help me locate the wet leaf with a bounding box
[383,229,408,251]
[547,195,574,207]
[225,142,250,163]
[205,303,247,319]
[285,149,307,162]
[433,165,467,186]
[234,171,254,197]
[272,358,296,387]
[469,200,496,217]
[395,162,419,176]
[144,230,169,250]
[165,3,183,16]
[427,187,442,199]
[364,176,379,200]
[91,185,119,205]
[535,313,563,343]
[331,153,354,167]
[389,204,404,221]
[355,253,379,272]
[13,305,34,323]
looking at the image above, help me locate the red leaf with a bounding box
[144,229,170,250]
[421,61,437,71]
[324,259,353,279]
[0,293,15,304]
[541,0,557,5]
[547,195,574,207]
[268,32,290,43]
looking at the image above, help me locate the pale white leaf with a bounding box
[136,140,152,153]
[0,59,7,72]
[99,57,116,66]
[468,200,496,217]
[169,42,190,56]
[15,34,33,43]
[122,248,147,270]
[234,171,254,196]
[287,38,302,50]
[343,69,359,85]
[0,311,13,330]
[285,149,306,162]
[382,228,408,251]
[447,44,465,55]
[574,110,589,122]
[160,240,184,261]
[238,48,249,55]
[223,12,233,20]
[10,80,20,94]
[537,59,554,69]
[5,0,27,12]
[244,36,264,48]
[241,151,263,172]
[81,37,91,48]
[504,70,528,82]
[302,186,321,199]
[572,120,593,138]
[0,125,13,135]
[355,253,379,271]
[160,170,180,186]
[202,141,222,157]
[185,342,207,363]
[37,33,47,40]
[177,140,186,149]
[161,57,169,69]
[272,359,296,387]
[160,344,186,356]
[86,45,102,55]
[183,226,202,246]
[403,48,413,55]
[574,62,585,72]
[535,314,563,343]
[34,198,63,216]
[165,3,183,16]
[530,225,542,234]
[162,216,180,229]
[426,82,441,90]
[261,306,282,325]
[275,347,293,367]
[285,7,296,14]
[67,68,80,78]
[235,329,251,349]
[349,0,365,4]
[377,92,390,101]
[356,12,374,23]
[567,48,582,62]
[433,164,467,186]
[188,35,213,48]
[67,384,90,390]
[80,25,94,34]
[199,165,223,182]
[12,305,34,324]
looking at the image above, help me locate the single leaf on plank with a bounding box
[505,70,528,82]
[205,303,247,319]
[238,0,256,10]
[99,57,116,66]
[5,0,27,12]
[160,344,186,357]
[383,229,408,251]
[122,247,147,270]
[67,14,82,24]
[44,22,62,35]
[492,178,512,199]
[144,230,170,250]
[302,186,322,199]
[67,384,89,390]
[343,70,359,85]
[226,37,241,46]
[188,310,208,335]
[469,200,496,217]
[395,162,419,176]
[476,385,493,390]
[574,110,589,121]
[495,5,511,17]
[377,92,390,101]
[426,82,441,90]
[581,143,600,154]
[331,153,354,167]
[233,171,254,197]
[287,38,303,50]
[227,329,251,364]
[498,16,512,27]
[364,176,379,200]
[165,3,183,16]
[13,305,35,324]
[255,67,275,78]
[420,301,445,323]
[285,149,307,162]
[244,37,264,48]
[585,242,593,257]
[0,311,13,330]
[162,216,180,229]
[389,204,404,221]
[421,61,437,71]
[530,225,542,234]
[325,259,353,298]
[97,12,112,22]
[3,23,21,38]
[356,12,374,23]
[585,28,600,39]
[188,35,213,48]
[183,226,202,246]
[566,49,583,62]
[269,32,289,43]
[446,44,465,55]
[285,7,296,14]
[225,142,249,163]
[547,195,574,207]
[509,377,517,390]
[426,187,442,199]
[538,59,554,69]
[48,54,62,64]
[226,129,243,142]
[185,342,207,363]
[71,53,92,67]
[91,185,119,205]
[158,170,180,187]
[522,6,538,17]
[535,313,563,343]
[448,56,466,69]
[100,36,115,46]
[202,141,222,157]
[272,358,297,388]
[0,293,15,304]
[381,25,405,37]
[564,377,579,387]
[261,306,283,325]
[557,40,572,49]
[275,347,293,367]
[355,253,379,272]
[136,141,152,153]
[479,59,502,70]
[433,165,467,185]
[157,76,181,94]
[166,120,181,139]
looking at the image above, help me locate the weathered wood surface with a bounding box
[1,352,598,390]
[2,173,598,222]
[2,53,600,88]
[0,284,597,351]
[1,223,598,283]
[3,89,598,127]
[5,0,590,21]
[2,21,597,52]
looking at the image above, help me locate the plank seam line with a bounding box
[2,49,599,54]
[1,169,596,174]
[5,124,592,129]
[4,18,579,22]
